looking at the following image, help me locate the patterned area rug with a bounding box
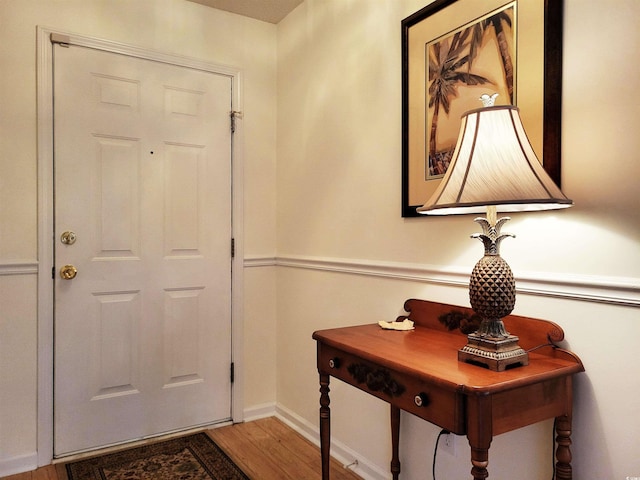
[65,433,249,480]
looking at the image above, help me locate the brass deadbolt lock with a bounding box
[61,231,77,245]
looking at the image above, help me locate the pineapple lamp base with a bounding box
[458,207,529,371]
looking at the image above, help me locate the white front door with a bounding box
[53,43,233,456]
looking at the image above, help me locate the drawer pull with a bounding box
[414,392,430,407]
[329,358,341,369]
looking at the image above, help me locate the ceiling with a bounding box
[187,0,303,24]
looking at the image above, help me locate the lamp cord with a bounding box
[432,429,450,480]
[526,342,555,353]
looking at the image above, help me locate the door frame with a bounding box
[36,26,245,465]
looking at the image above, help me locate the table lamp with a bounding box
[417,95,573,371]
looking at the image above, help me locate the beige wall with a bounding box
[1,0,639,479]
[276,1,639,479]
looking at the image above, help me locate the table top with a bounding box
[313,299,584,396]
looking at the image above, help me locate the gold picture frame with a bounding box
[401,0,563,217]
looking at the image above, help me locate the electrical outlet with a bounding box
[441,432,456,456]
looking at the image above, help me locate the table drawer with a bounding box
[319,344,465,434]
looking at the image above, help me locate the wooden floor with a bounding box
[1,417,361,480]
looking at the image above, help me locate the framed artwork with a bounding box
[401,0,563,217]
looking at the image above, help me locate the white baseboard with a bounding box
[0,452,38,477]
[242,402,277,422]
[275,404,389,480]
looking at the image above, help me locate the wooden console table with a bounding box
[313,299,584,480]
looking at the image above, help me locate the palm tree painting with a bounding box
[427,3,515,178]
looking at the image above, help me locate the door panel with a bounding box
[53,44,233,456]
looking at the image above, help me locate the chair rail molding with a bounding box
[244,254,640,308]
[0,260,38,276]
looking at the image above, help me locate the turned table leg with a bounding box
[470,447,490,480]
[467,395,492,480]
[555,414,573,480]
[390,405,401,480]
[319,373,331,480]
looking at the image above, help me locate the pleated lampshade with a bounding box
[417,105,573,215]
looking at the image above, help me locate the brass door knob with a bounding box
[60,265,78,280]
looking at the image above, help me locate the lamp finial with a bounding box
[480,93,498,107]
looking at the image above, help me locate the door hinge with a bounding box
[231,238,235,258]
[52,266,55,279]
[230,362,235,383]
[230,111,242,133]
